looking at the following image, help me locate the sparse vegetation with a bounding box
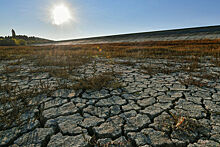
[169,112,202,132]
[72,71,122,91]
[0,81,56,129]
[160,111,208,138]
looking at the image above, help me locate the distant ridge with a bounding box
[37,25,220,46]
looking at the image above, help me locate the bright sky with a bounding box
[0,0,220,41]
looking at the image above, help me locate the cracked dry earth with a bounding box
[1,57,220,147]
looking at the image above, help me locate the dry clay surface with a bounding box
[0,58,220,147]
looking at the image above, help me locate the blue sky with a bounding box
[0,0,220,40]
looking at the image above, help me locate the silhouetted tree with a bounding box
[12,29,16,38]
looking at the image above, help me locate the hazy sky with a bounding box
[1,0,220,41]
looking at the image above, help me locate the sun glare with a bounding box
[51,4,72,25]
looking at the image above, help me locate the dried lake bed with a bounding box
[0,42,220,146]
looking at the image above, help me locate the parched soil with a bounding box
[0,40,220,146]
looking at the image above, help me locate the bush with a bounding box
[14,39,27,46]
[0,39,16,46]
[0,38,27,46]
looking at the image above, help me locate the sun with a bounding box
[51,4,72,25]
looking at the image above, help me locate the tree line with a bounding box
[0,29,52,46]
